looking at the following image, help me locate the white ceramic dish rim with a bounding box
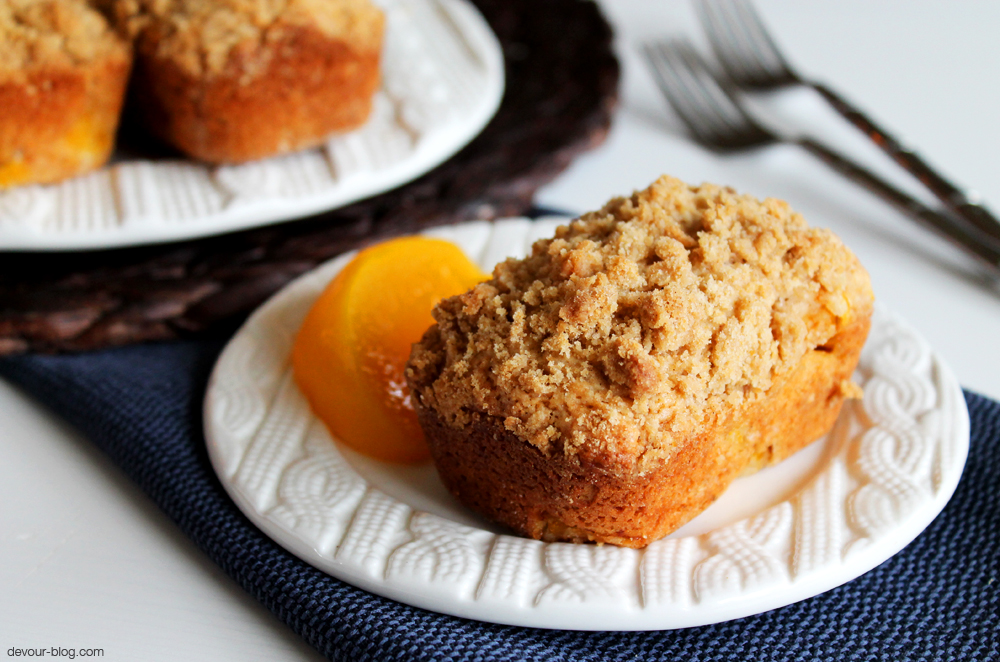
[203,218,970,631]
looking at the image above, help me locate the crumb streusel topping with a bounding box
[407,176,874,473]
[114,0,383,78]
[0,0,127,75]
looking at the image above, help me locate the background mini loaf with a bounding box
[110,0,384,164]
[0,0,131,188]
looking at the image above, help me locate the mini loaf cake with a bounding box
[112,0,384,163]
[0,0,131,188]
[406,176,874,548]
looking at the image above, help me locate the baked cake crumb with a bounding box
[408,176,874,477]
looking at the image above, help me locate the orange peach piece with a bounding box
[292,236,486,463]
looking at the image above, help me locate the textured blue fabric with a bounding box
[1,339,998,662]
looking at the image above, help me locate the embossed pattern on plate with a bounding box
[0,0,503,250]
[204,219,970,630]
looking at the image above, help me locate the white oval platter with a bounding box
[204,218,970,631]
[0,0,504,251]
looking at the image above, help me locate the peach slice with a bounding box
[292,236,486,463]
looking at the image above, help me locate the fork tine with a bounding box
[643,40,774,150]
[695,1,752,82]
[671,43,758,141]
[642,43,716,143]
[644,42,731,146]
[696,0,798,88]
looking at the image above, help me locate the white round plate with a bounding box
[204,218,970,631]
[0,0,503,251]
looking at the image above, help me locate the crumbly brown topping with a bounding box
[408,176,874,473]
[113,0,383,78]
[0,0,128,76]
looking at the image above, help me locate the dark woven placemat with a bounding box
[0,0,618,356]
[0,339,997,662]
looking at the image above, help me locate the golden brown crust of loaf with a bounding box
[128,21,380,163]
[0,0,130,188]
[113,0,383,163]
[407,175,875,546]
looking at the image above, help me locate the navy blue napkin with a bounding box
[1,338,998,662]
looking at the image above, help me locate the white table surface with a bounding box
[3,2,999,659]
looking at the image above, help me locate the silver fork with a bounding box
[695,0,1000,246]
[642,40,1000,275]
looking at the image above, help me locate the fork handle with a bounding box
[798,137,1000,273]
[810,81,1000,245]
